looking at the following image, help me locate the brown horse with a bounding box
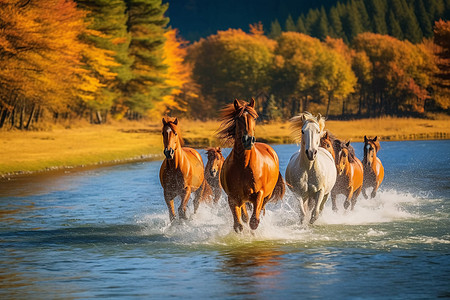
[320,131,337,160]
[205,147,225,204]
[362,136,384,199]
[159,117,210,222]
[331,141,364,211]
[218,99,285,232]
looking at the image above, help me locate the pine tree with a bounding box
[316,6,329,40]
[343,1,364,41]
[415,0,433,37]
[285,14,296,32]
[388,10,404,39]
[356,0,371,32]
[125,0,169,116]
[269,19,282,39]
[329,6,349,42]
[304,8,320,36]
[367,0,388,34]
[401,1,423,43]
[296,16,307,33]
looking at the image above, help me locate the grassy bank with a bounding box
[1,117,449,177]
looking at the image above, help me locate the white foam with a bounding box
[135,188,435,245]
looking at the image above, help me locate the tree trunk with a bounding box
[96,110,103,124]
[326,94,332,118]
[25,104,36,130]
[19,105,24,129]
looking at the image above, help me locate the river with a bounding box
[0,140,449,299]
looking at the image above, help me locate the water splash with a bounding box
[135,188,439,245]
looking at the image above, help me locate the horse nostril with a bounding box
[314,150,317,155]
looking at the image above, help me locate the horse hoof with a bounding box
[332,207,338,213]
[309,216,317,224]
[249,217,259,230]
[234,223,243,233]
[343,201,350,210]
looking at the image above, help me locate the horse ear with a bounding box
[324,131,328,138]
[364,135,368,142]
[373,136,377,142]
[162,118,167,125]
[249,98,255,108]
[346,141,350,147]
[234,99,240,111]
[173,117,178,125]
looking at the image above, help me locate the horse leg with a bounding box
[362,187,369,199]
[213,188,221,204]
[297,195,307,224]
[331,191,338,212]
[241,204,249,223]
[250,191,264,230]
[164,190,177,222]
[178,186,191,220]
[371,183,380,199]
[351,187,362,210]
[228,198,243,233]
[310,190,325,224]
[319,193,329,213]
[344,188,354,210]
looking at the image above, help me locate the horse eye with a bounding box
[174,132,178,136]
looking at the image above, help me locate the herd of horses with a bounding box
[159,99,384,232]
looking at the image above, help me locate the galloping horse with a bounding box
[159,117,210,222]
[218,99,285,232]
[205,147,225,204]
[320,131,337,160]
[362,136,384,199]
[285,112,336,224]
[331,141,364,211]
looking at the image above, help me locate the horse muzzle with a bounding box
[210,169,218,177]
[306,149,317,161]
[164,148,174,159]
[242,135,256,150]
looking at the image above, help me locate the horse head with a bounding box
[162,117,182,160]
[234,98,257,150]
[337,141,352,175]
[320,131,335,160]
[206,147,224,177]
[363,136,380,167]
[293,112,325,161]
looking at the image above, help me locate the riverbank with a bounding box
[1,117,449,178]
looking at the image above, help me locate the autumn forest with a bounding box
[0,0,449,130]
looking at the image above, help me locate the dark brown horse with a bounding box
[205,147,225,204]
[362,136,384,199]
[159,117,210,222]
[331,141,364,211]
[218,99,285,232]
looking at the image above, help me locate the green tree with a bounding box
[285,14,296,32]
[415,0,433,37]
[269,19,282,39]
[296,16,307,34]
[367,0,388,34]
[388,10,404,39]
[315,6,329,40]
[124,0,169,116]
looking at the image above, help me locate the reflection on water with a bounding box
[0,141,449,299]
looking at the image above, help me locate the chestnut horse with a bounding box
[218,99,285,232]
[320,131,337,160]
[205,147,225,204]
[159,117,210,222]
[362,136,384,199]
[331,141,364,211]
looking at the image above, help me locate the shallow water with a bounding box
[0,140,449,299]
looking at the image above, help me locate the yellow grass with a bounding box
[0,117,449,176]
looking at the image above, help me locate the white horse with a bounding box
[285,112,337,224]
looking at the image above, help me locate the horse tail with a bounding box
[269,171,286,203]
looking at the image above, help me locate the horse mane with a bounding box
[216,99,258,145]
[206,147,222,156]
[290,112,326,143]
[162,116,184,146]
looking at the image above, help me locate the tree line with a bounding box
[179,23,449,120]
[0,0,449,130]
[269,0,450,43]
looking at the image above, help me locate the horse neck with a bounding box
[167,143,186,169]
[231,136,252,165]
[299,145,314,170]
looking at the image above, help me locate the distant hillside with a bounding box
[164,0,338,41]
